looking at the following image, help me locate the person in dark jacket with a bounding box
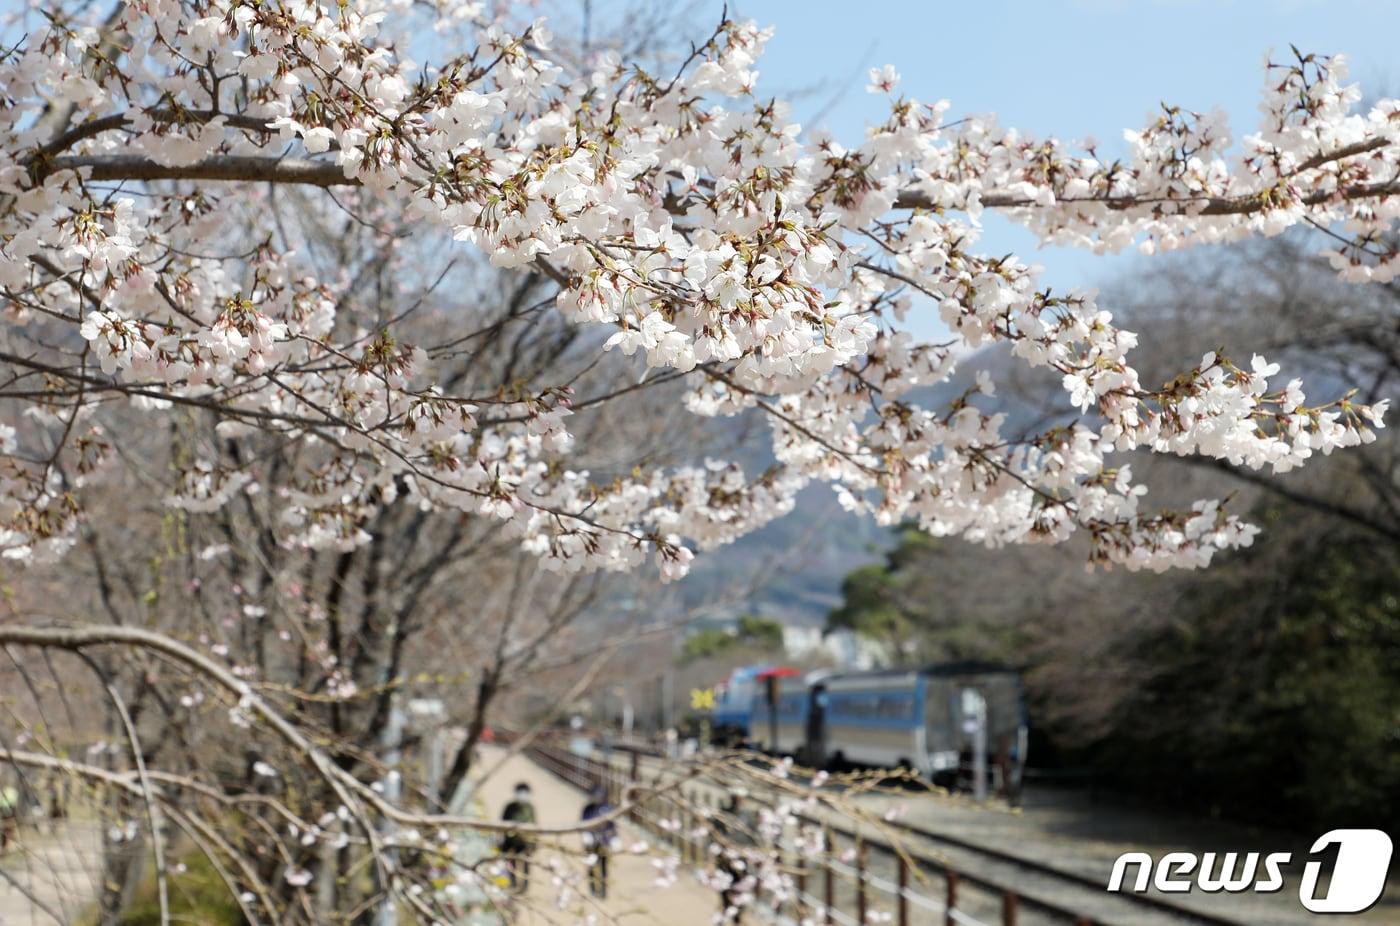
[580,783,618,898]
[499,782,536,893]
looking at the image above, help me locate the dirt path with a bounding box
[0,749,726,926]
[0,819,103,925]
[470,744,722,926]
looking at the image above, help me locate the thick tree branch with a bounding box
[1171,454,1400,544]
[35,149,1400,223]
[41,155,356,188]
[895,177,1400,215]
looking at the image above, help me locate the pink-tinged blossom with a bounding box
[0,5,1390,585]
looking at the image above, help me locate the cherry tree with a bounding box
[2,4,1391,580]
[0,0,1396,921]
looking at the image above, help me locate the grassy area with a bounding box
[85,851,243,926]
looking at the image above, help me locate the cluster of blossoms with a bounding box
[0,0,1393,580]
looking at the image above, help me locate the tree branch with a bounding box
[1171,454,1400,544]
[37,149,1400,223]
[894,177,1400,215]
[41,155,356,188]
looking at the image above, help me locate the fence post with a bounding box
[778,846,788,917]
[626,755,638,823]
[1002,891,1018,926]
[856,835,867,926]
[796,848,808,920]
[823,824,834,925]
[672,784,683,846]
[897,853,909,926]
[945,871,958,926]
[649,772,661,838]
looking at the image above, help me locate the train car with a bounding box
[749,662,1028,790]
[711,664,798,746]
[817,669,926,772]
[711,665,762,746]
[749,672,817,758]
[940,663,1028,780]
[822,663,1026,783]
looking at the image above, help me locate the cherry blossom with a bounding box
[0,2,1392,589]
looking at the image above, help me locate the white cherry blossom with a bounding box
[0,3,1391,586]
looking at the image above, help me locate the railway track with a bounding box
[587,741,1251,926]
[873,815,1246,926]
[767,788,1244,926]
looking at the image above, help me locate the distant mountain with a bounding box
[678,482,894,627]
[677,344,1056,628]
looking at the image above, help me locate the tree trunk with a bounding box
[438,673,498,807]
[95,815,146,926]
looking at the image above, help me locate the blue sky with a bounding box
[733,0,1400,328]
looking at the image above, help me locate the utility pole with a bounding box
[962,688,988,802]
[374,699,406,926]
[617,684,634,737]
[374,698,444,926]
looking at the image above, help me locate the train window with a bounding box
[876,694,913,720]
[829,692,914,722]
[777,692,807,718]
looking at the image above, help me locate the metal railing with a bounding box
[519,737,1112,926]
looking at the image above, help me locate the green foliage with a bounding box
[104,851,244,926]
[735,614,784,650]
[1100,521,1400,830]
[679,628,737,663]
[826,563,906,640]
[824,526,1024,663]
[679,615,784,663]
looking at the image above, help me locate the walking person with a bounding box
[580,783,617,899]
[499,782,536,893]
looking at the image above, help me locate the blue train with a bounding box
[711,665,797,746]
[747,662,1028,791]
